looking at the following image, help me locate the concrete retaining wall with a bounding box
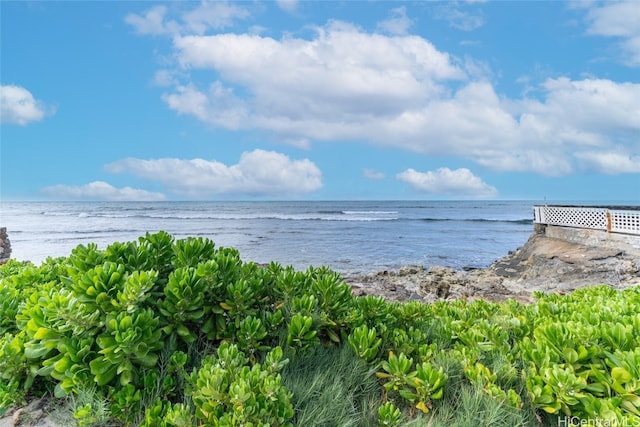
[541,224,640,256]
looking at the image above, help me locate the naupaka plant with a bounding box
[377,350,448,415]
[188,342,294,426]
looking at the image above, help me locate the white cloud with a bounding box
[41,181,166,201]
[363,169,386,180]
[396,167,498,199]
[276,0,298,13]
[172,21,464,90]
[533,77,640,135]
[166,20,466,135]
[161,82,248,129]
[130,7,639,178]
[181,2,250,35]
[124,5,178,36]
[434,5,484,31]
[584,1,640,67]
[377,7,413,35]
[104,149,322,198]
[125,2,249,36]
[1,84,53,125]
[575,151,640,174]
[152,70,178,87]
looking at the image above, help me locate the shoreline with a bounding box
[345,232,640,304]
[3,229,638,305]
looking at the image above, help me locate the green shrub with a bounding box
[1,233,640,426]
[189,343,293,426]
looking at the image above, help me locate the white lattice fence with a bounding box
[533,206,640,236]
[539,206,607,229]
[610,210,640,235]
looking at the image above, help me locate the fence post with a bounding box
[606,211,612,232]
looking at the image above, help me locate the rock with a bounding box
[10,398,47,426]
[350,286,367,297]
[345,232,640,304]
[0,227,11,265]
[397,265,422,276]
[0,397,63,427]
[408,292,423,301]
[417,267,457,299]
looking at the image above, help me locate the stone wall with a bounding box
[0,227,11,264]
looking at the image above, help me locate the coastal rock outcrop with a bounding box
[346,233,640,304]
[0,227,11,265]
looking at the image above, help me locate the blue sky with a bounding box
[1,1,639,201]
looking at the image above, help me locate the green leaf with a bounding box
[33,327,56,340]
[24,343,51,359]
[92,366,117,386]
[327,329,340,343]
[176,324,192,338]
[612,367,632,384]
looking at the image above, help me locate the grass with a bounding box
[278,342,543,427]
[37,342,543,427]
[412,351,538,427]
[49,385,116,427]
[281,344,382,427]
[36,347,544,427]
[419,384,537,427]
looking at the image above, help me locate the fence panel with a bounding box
[541,206,607,230]
[533,206,640,236]
[610,210,640,235]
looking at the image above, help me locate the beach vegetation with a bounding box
[0,232,639,426]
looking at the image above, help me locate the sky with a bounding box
[1,1,639,202]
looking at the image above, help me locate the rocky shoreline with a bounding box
[346,232,640,304]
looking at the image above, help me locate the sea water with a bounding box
[0,200,536,275]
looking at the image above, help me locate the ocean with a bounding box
[1,200,536,276]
